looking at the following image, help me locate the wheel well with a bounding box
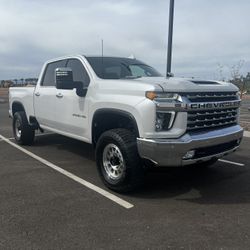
[12,102,25,115]
[92,109,139,146]
[11,102,39,129]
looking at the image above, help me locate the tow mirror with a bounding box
[55,68,74,90]
[74,81,87,97]
[55,68,87,97]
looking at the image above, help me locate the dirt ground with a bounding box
[0,88,8,96]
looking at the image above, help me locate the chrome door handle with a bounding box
[56,93,63,98]
[35,92,40,96]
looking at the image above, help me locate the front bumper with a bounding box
[137,125,243,166]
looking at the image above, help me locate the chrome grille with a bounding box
[183,92,239,132]
[184,92,238,102]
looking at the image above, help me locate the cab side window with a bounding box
[41,60,67,86]
[66,59,90,87]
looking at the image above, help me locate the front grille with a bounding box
[183,92,239,132]
[183,91,238,102]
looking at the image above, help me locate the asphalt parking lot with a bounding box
[1,98,250,249]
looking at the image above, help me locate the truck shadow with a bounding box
[35,133,250,205]
[34,133,95,162]
[131,164,249,205]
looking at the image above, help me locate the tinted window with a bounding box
[66,59,90,87]
[129,65,157,77]
[42,60,66,86]
[86,57,162,79]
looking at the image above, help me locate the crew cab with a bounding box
[9,55,243,192]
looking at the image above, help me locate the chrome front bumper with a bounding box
[137,125,243,166]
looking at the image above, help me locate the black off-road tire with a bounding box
[95,129,144,193]
[13,111,35,145]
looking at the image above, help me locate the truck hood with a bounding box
[134,77,239,93]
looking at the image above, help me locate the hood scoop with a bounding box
[191,80,220,85]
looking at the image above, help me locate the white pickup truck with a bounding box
[9,55,243,192]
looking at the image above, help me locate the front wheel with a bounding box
[13,111,35,145]
[95,129,144,193]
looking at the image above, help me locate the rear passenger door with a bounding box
[55,58,90,140]
[34,60,67,129]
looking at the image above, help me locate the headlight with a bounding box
[146,91,180,132]
[146,91,179,102]
[155,111,176,131]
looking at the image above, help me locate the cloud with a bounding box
[0,0,249,79]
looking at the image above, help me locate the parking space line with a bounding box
[244,131,250,138]
[218,159,245,167]
[0,134,134,209]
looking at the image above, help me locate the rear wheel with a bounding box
[96,129,144,192]
[13,111,35,145]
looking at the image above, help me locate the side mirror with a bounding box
[74,81,87,97]
[55,68,74,89]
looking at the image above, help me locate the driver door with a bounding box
[55,58,90,140]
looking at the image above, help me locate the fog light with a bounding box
[183,150,195,160]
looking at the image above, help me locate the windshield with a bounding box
[86,57,162,79]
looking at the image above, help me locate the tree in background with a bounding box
[230,60,245,83]
[216,63,226,82]
[0,80,5,88]
[1,80,14,88]
[216,60,249,96]
[229,60,250,97]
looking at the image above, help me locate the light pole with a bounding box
[240,75,245,99]
[245,73,250,111]
[166,0,175,77]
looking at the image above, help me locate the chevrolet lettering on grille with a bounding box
[188,100,241,110]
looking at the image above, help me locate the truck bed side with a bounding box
[9,87,36,119]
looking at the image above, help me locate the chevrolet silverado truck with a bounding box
[9,55,243,192]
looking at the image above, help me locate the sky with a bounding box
[0,0,249,80]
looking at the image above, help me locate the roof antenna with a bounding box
[101,39,104,78]
[128,54,136,59]
[166,0,175,78]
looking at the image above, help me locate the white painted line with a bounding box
[0,134,134,209]
[218,159,245,167]
[244,131,250,138]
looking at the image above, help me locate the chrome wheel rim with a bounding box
[103,144,125,180]
[15,119,22,139]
